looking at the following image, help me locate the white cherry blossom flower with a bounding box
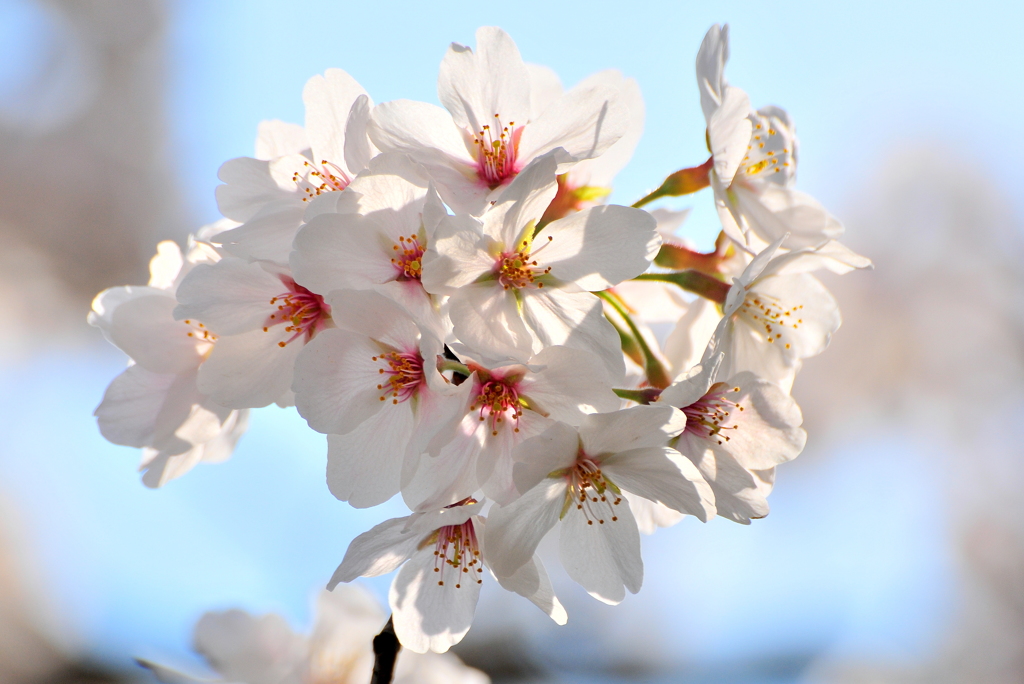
[214,69,376,263]
[90,236,248,487]
[141,585,488,684]
[660,354,806,524]
[329,500,567,655]
[697,24,842,251]
[368,27,629,214]
[709,237,838,391]
[291,157,450,333]
[172,258,332,409]
[401,344,620,510]
[422,152,660,379]
[486,406,713,604]
[291,289,471,508]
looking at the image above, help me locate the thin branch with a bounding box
[370,616,401,684]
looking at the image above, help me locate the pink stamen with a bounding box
[373,351,425,404]
[682,382,744,445]
[390,234,425,281]
[263,277,330,347]
[472,377,523,436]
[472,114,521,188]
[432,499,483,589]
[566,457,622,526]
[292,159,352,201]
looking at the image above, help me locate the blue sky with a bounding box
[0,0,1017,677]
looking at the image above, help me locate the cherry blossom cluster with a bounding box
[90,25,870,655]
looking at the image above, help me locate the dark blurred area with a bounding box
[0,0,185,358]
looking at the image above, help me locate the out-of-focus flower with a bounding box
[141,585,489,683]
[90,232,248,487]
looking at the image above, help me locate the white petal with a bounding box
[193,609,305,684]
[304,68,370,174]
[196,328,300,409]
[291,212,401,295]
[734,184,843,249]
[448,283,534,362]
[291,329,387,434]
[212,199,306,265]
[486,531,567,625]
[329,516,421,585]
[438,26,530,133]
[517,82,629,168]
[519,287,625,381]
[579,405,685,455]
[697,371,806,470]
[109,294,204,374]
[344,94,376,174]
[625,493,684,535]
[601,446,715,521]
[696,24,730,121]
[327,401,414,508]
[173,259,283,336]
[677,433,773,524]
[559,495,642,604]
[709,86,753,184]
[566,72,644,188]
[215,157,296,222]
[324,289,422,351]
[539,204,660,291]
[518,346,619,424]
[390,547,481,654]
[369,99,473,164]
[148,241,184,290]
[485,478,566,578]
[95,364,178,448]
[487,150,560,246]
[421,214,497,294]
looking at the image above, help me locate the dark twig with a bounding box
[370,616,401,684]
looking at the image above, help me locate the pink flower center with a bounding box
[292,159,351,201]
[374,350,424,404]
[263,277,331,347]
[472,114,521,188]
[682,382,744,444]
[471,377,524,437]
[566,458,622,526]
[432,502,483,589]
[390,234,425,281]
[496,236,553,290]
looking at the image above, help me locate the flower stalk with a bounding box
[633,270,730,304]
[631,156,713,209]
[597,290,672,389]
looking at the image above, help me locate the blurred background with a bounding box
[1,0,1022,682]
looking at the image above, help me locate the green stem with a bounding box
[596,290,671,389]
[633,270,730,304]
[613,388,663,405]
[437,358,472,376]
